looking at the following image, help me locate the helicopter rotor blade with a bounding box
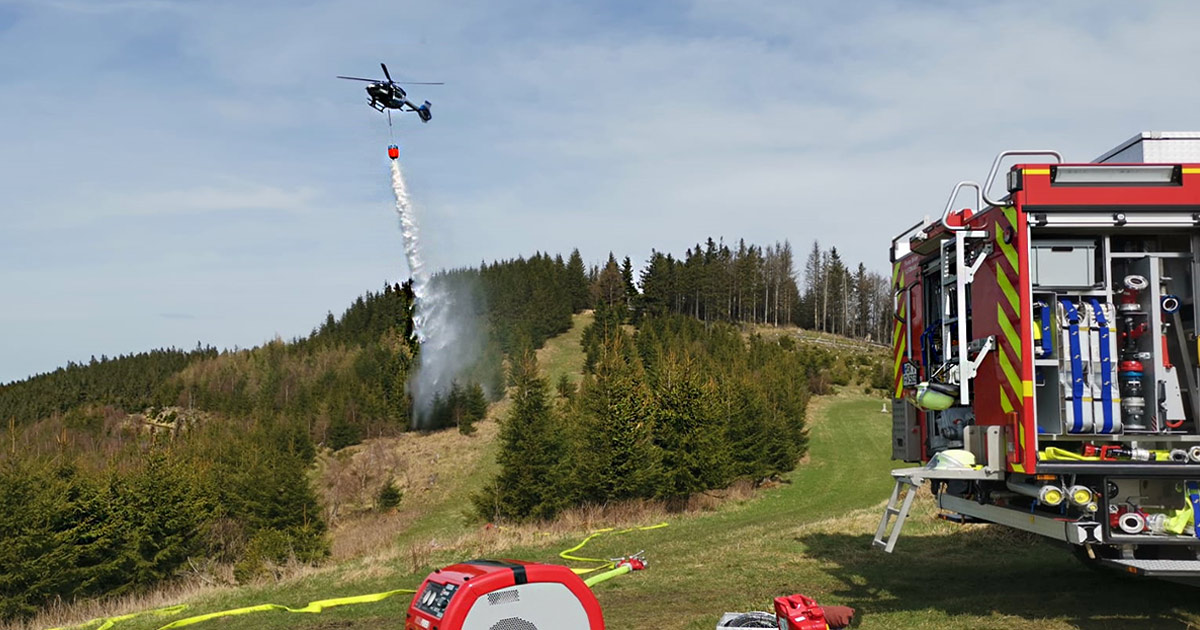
[336,75,383,82]
[396,82,445,85]
[380,63,394,83]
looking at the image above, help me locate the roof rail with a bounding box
[982,150,1063,207]
[940,181,982,232]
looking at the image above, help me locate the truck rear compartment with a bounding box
[879,133,1200,578]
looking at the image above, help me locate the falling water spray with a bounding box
[389,159,483,427]
[390,160,428,305]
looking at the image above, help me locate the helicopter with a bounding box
[336,63,442,122]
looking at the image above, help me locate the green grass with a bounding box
[538,309,593,387]
[46,327,1200,630]
[388,309,594,546]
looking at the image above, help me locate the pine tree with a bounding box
[650,353,731,505]
[803,240,822,330]
[327,415,362,450]
[720,376,773,482]
[473,353,568,522]
[566,249,591,312]
[572,333,659,504]
[459,382,487,435]
[592,254,626,310]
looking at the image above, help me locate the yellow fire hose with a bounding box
[1039,446,1180,462]
[582,564,633,588]
[44,522,667,630]
[45,605,188,630]
[560,521,668,574]
[1039,447,1099,461]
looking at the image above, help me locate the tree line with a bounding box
[0,420,324,621]
[632,238,891,343]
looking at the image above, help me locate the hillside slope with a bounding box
[18,317,1200,630]
[26,391,1200,630]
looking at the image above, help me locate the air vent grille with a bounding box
[486,590,520,606]
[489,618,537,630]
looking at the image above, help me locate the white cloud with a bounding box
[102,182,321,217]
[3,0,1200,381]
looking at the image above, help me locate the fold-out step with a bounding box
[1097,558,1200,578]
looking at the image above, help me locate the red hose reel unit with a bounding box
[405,559,604,630]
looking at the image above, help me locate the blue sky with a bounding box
[2,1,1198,383]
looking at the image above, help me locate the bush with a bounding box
[328,416,362,450]
[870,360,893,391]
[234,529,294,582]
[376,478,403,511]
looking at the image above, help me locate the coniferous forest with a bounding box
[638,239,892,341]
[0,239,886,622]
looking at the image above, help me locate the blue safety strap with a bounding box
[1060,299,1085,433]
[1038,302,1053,358]
[1187,482,1200,539]
[920,320,941,373]
[1089,299,1114,433]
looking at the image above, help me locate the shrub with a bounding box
[376,478,403,511]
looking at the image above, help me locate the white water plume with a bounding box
[390,160,483,428]
[390,161,428,304]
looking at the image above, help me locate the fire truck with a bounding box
[874,132,1200,580]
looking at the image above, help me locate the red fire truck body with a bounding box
[876,133,1200,579]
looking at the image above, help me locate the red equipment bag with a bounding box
[774,593,855,630]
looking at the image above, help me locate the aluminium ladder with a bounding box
[872,462,1003,553]
[872,472,922,553]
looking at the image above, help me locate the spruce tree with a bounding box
[566,249,591,312]
[473,353,568,522]
[573,333,659,503]
[650,352,731,505]
[591,254,627,310]
[721,377,773,482]
[459,383,487,435]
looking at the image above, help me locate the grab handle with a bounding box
[982,150,1064,207]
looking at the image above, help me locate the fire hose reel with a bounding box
[405,560,604,630]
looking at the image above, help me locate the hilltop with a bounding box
[1,237,897,627]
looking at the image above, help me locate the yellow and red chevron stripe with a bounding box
[993,206,1024,414]
[892,261,906,398]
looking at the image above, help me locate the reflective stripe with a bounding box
[997,267,1020,314]
[1024,168,1051,175]
[995,223,1018,271]
[998,305,1022,361]
[999,384,1014,414]
[893,300,907,398]
[998,347,1023,404]
[1002,206,1018,226]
